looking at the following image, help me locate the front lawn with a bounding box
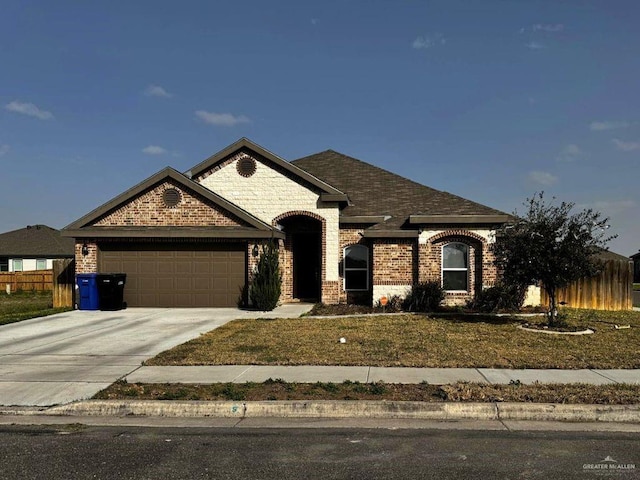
[146,309,640,369]
[0,291,71,326]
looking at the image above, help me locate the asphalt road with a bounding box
[1,425,638,480]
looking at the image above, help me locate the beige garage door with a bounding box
[99,242,246,307]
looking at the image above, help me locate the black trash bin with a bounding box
[96,273,127,311]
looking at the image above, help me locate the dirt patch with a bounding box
[95,380,640,405]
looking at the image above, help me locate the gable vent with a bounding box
[237,157,257,178]
[162,188,182,208]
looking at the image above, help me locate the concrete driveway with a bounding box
[0,305,310,407]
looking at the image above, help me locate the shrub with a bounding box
[249,241,282,311]
[402,281,444,312]
[374,294,403,312]
[468,282,526,313]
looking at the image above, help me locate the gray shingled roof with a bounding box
[292,150,508,229]
[0,225,75,257]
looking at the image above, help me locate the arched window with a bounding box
[344,245,369,291]
[442,243,468,291]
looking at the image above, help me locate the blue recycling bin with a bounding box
[76,273,99,310]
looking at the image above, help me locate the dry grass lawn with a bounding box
[95,380,640,404]
[147,309,640,369]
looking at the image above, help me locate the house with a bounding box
[0,225,75,272]
[62,138,510,308]
[631,251,640,284]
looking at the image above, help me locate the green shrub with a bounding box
[402,281,444,312]
[249,241,282,311]
[468,282,526,313]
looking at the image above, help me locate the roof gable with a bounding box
[292,150,509,229]
[63,167,278,237]
[186,138,347,202]
[0,225,74,257]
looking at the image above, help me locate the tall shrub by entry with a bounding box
[250,241,282,311]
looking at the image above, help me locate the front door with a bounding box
[292,232,321,301]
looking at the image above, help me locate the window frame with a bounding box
[343,244,369,292]
[441,242,469,292]
[36,259,47,270]
[13,259,23,272]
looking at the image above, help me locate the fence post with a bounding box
[53,259,75,308]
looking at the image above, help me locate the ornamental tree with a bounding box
[249,240,282,311]
[492,192,616,326]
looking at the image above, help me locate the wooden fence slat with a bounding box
[541,259,633,311]
[53,259,75,308]
[0,270,53,292]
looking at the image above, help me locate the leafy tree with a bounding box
[492,192,616,326]
[249,241,282,311]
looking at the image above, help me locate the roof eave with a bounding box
[362,230,419,239]
[409,214,511,225]
[62,228,285,240]
[339,215,389,225]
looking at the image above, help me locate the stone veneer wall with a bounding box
[197,152,340,283]
[93,180,244,227]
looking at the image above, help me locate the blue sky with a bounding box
[1,0,638,255]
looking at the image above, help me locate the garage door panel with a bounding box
[99,243,246,307]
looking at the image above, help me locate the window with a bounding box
[344,245,369,291]
[442,243,468,291]
[13,259,23,272]
[36,259,47,270]
[0,258,8,272]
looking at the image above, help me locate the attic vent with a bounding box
[237,157,257,178]
[162,188,182,208]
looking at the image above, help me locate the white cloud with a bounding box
[556,143,582,162]
[195,110,250,127]
[590,120,630,131]
[533,23,564,32]
[525,41,545,50]
[612,138,640,151]
[5,101,54,120]
[528,170,558,186]
[142,145,167,155]
[144,84,172,98]
[412,33,446,50]
[0,144,9,157]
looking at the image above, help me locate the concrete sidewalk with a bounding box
[125,365,640,385]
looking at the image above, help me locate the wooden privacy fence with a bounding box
[53,259,75,308]
[0,270,53,292]
[541,259,633,311]
[0,260,75,308]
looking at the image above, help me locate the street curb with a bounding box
[3,401,640,423]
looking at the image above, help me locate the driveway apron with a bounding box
[0,306,308,406]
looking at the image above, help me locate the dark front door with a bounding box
[292,232,321,301]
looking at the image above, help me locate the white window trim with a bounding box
[343,244,369,292]
[13,259,23,272]
[441,242,469,292]
[36,259,47,270]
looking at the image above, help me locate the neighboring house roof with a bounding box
[292,149,510,232]
[630,251,640,260]
[0,225,74,257]
[63,167,284,239]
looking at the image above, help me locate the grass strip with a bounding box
[0,307,73,326]
[94,380,640,405]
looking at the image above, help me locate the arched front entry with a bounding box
[277,214,323,302]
